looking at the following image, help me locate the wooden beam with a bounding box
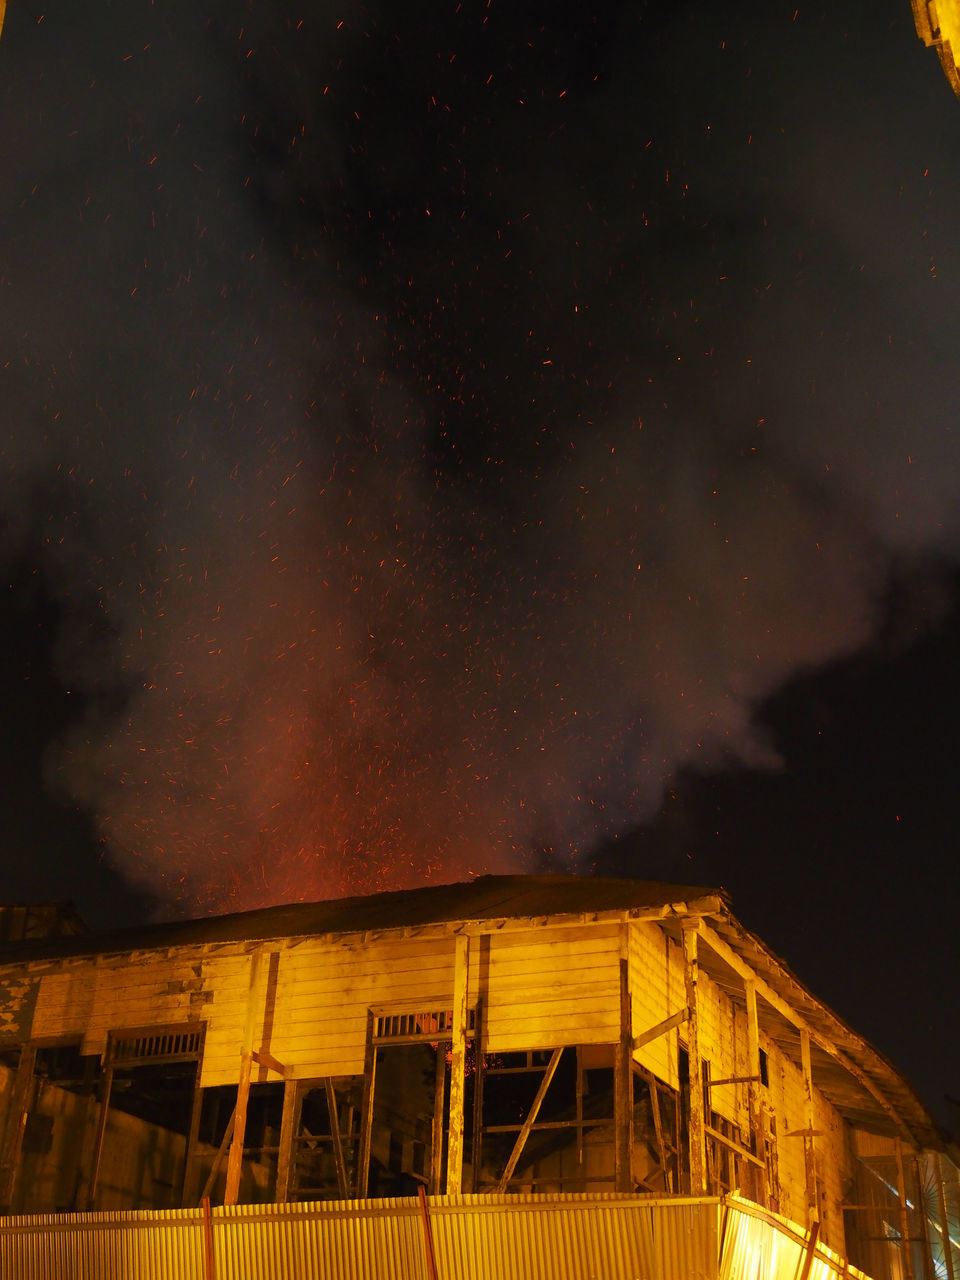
[695,921,919,1146]
[706,1075,762,1089]
[200,1109,236,1204]
[445,933,469,1194]
[224,1053,252,1206]
[357,1010,377,1197]
[683,927,707,1194]
[496,1047,563,1191]
[85,1061,114,1211]
[325,1077,348,1199]
[250,1049,286,1079]
[632,1006,689,1052]
[225,947,265,1205]
[275,1079,298,1204]
[576,1047,585,1173]
[0,1044,36,1210]
[704,1123,766,1169]
[181,1056,205,1208]
[800,1029,818,1226]
[797,1218,821,1280]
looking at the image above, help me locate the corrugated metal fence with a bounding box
[0,1192,873,1280]
[720,1197,873,1280]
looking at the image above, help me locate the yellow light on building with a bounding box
[913,0,960,96]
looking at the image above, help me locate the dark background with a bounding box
[0,0,957,1128]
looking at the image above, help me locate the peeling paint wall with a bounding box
[0,974,39,1043]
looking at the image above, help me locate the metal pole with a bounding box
[201,1194,217,1280]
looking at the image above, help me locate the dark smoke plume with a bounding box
[0,0,957,912]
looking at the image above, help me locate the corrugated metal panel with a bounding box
[0,1191,886,1280]
[0,1193,721,1280]
[721,1202,804,1280]
[720,1197,875,1280]
[0,1206,206,1280]
[434,1192,720,1280]
[213,1199,427,1280]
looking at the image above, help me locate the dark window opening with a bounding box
[11,1041,101,1213]
[632,1063,681,1193]
[474,1045,616,1194]
[290,1077,364,1202]
[88,1024,204,1212]
[367,1042,448,1197]
[191,1081,284,1206]
[95,1062,200,1210]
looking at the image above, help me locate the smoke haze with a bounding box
[0,0,957,914]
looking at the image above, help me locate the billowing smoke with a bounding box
[0,0,957,913]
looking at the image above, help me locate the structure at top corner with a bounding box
[913,0,960,96]
[0,874,956,1280]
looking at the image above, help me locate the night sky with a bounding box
[0,0,958,1127]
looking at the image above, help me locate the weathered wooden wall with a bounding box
[0,913,890,1259]
[625,919,852,1244]
[482,923,621,1053]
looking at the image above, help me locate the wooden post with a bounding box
[744,980,767,1203]
[275,1079,299,1204]
[225,948,265,1205]
[614,933,633,1192]
[358,1009,377,1197]
[445,933,469,1194]
[325,1078,348,1199]
[469,998,484,1194]
[576,1047,585,1174]
[800,1029,818,1225]
[181,1058,205,1208]
[224,1053,252,1206]
[895,1137,916,1280]
[0,1044,36,1210]
[200,1109,236,1203]
[935,1152,956,1280]
[683,927,707,1194]
[797,1218,821,1280]
[430,1044,448,1194]
[86,1061,114,1211]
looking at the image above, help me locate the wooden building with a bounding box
[0,876,955,1280]
[913,0,960,97]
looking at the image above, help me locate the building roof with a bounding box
[0,874,724,960]
[0,873,944,1151]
